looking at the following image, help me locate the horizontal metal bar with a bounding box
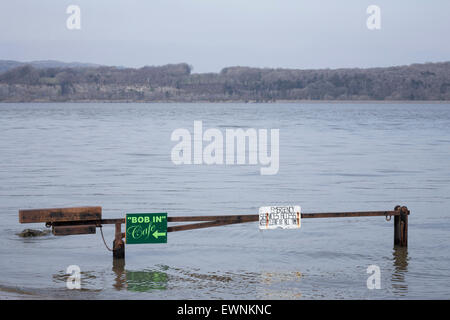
[167,210,402,222]
[47,210,403,228]
[168,215,258,222]
[301,210,401,219]
[168,219,248,232]
[166,211,402,232]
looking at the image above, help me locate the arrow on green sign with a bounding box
[152,230,166,239]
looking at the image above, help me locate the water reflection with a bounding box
[112,259,126,290]
[391,246,409,295]
[259,271,303,299]
[112,260,168,292]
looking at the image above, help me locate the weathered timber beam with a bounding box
[52,224,97,236]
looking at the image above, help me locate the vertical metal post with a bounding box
[400,206,408,247]
[394,206,401,246]
[394,206,409,247]
[113,222,125,259]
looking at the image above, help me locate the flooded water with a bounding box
[0,102,450,299]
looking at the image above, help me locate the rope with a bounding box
[99,226,113,252]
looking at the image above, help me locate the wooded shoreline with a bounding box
[1,61,449,102]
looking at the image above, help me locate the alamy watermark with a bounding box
[66,264,81,289]
[367,5,381,30]
[366,265,381,289]
[171,121,279,175]
[66,5,81,30]
[66,5,380,32]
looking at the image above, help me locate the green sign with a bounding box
[126,213,167,244]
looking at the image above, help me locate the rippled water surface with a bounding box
[1,102,450,299]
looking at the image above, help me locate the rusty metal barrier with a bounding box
[18,205,410,261]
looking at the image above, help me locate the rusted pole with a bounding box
[394,206,409,247]
[394,206,401,245]
[400,206,409,247]
[167,219,250,232]
[166,211,400,222]
[113,222,125,260]
[41,210,404,227]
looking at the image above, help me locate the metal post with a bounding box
[394,206,409,247]
[400,206,409,247]
[394,206,401,246]
[113,222,125,259]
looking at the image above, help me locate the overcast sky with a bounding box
[1,0,449,73]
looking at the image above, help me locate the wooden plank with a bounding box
[19,206,102,223]
[100,218,125,224]
[52,224,97,236]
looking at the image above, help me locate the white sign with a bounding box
[259,206,301,230]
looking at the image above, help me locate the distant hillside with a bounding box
[0,61,449,102]
[0,60,102,73]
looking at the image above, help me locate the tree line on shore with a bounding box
[0,61,449,102]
